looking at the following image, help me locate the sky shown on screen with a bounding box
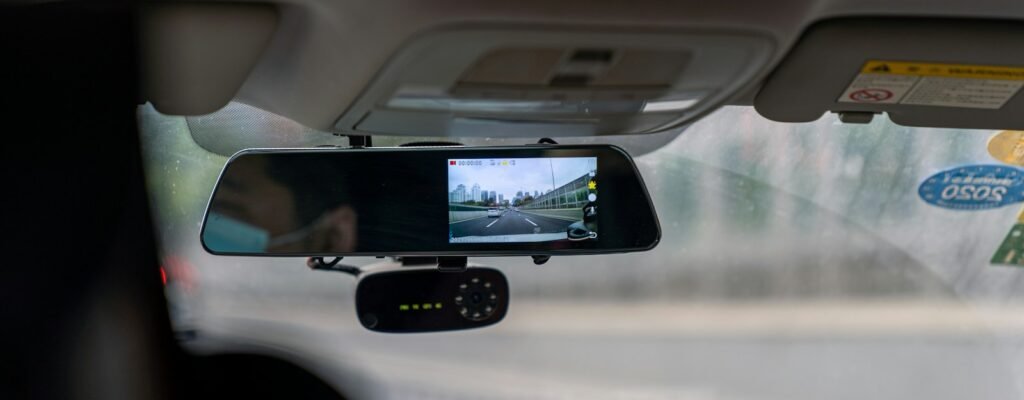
[447,157,595,199]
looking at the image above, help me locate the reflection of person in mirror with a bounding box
[210,155,357,253]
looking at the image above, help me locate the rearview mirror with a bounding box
[201,145,659,256]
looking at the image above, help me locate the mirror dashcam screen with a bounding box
[448,157,598,243]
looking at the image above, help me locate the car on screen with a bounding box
[487,208,501,217]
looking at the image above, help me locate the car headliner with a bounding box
[141,0,1024,133]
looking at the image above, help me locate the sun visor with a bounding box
[755,18,1024,129]
[140,4,278,116]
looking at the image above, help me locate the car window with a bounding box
[140,103,1024,400]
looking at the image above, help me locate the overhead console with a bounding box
[335,27,774,137]
[756,18,1024,129]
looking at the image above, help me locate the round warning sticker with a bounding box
[987,130,1024,166]
[919,165,1024,210]
[848,88,894,102]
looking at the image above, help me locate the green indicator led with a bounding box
[412,304,420,310]
[435,303,442,309]
[423,303,433,310]
[399,304,409,311]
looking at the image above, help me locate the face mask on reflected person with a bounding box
[203,212,271,252]
[204,212,328,253]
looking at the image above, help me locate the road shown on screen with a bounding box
[450,210,575,239]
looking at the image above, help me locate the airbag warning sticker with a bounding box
[838,60,1024,109]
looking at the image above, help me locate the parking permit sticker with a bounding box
[839,60,1024,109]
[987,131,1024,166]
[991,208,1024,266]
[918,165,1024,210]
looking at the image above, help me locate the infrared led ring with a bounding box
[455,277,499,321]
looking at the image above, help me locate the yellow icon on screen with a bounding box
[588,180,597,190]
[412,304,420,310]
[423,303,433,310]
[399,304,409,311]
[435,303,442,309]
[501,161,508,166]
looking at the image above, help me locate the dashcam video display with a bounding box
[448,157,598,243]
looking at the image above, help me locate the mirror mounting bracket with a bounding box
[348,135,373,148]
[437,256,468,273]
[397,256,466,272]
[531,255,550,265]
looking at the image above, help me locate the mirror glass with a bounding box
[201,145,659,256]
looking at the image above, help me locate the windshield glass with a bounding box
[140,103,1024,400]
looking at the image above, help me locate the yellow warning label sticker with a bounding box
[861,60,1024,81]
[988,130,1024,166]
[839,60,1024,109]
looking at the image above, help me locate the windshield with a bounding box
[140,103,1024,400]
